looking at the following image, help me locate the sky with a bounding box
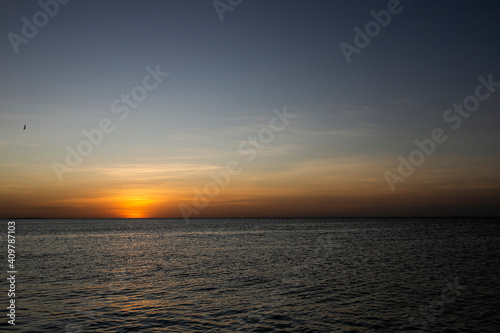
[1,0,499,218]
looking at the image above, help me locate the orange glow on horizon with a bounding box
[112,190,165,218]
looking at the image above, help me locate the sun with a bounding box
[122,209,147,219]
[114,193,159,218]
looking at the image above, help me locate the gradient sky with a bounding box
[1,0,499,218]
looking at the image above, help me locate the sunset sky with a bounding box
[1,0,499,218]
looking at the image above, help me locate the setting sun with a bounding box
[113,191,161,218]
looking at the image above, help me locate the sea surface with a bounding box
[1,218,499,332]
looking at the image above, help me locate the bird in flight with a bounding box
[23,124,26,130]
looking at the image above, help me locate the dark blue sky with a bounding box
[1,0,500,217]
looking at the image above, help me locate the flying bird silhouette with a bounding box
[23,124,26,130]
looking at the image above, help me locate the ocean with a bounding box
[1,218,499,332]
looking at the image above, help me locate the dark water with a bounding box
[1,218,499,332]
